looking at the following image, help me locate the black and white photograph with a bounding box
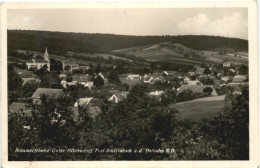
[1,2,258,167]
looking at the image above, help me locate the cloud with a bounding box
[175,12,248,39]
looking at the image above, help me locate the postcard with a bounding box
[1,1,258,168]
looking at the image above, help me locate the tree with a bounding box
[177,90,194,102]
[204,86,249,159]
[36,64,48,78]
[203,87,213,96]
[22,81,39,97]
[108,69,120,85]
[8,65,23,103]
[203,67,211,75]
[190,75,197,81]
[66,74,73,82]
[161,89,177,106]
[93,75,104,87]
[239,64,248,75]
[95,64,102,74]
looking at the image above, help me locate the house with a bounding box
[196,68,205,75]
[188,71,196,76]
[126,74,141,80]
[221,76,231,83]
[62,60,79,71]
[95,72,108,84]
[148,90,164,100]
[163,71,176,76]
[119,78,140,88]
[178,85,218,96]
[17,69,41,85]
[231,75,247,83]
[73,97,102,119]
[78,65,90,71]
[142,74,165,84]
[186,80,202,85]
[223,61,231,68]
[61,75,93,89]
[31,88,64,104]
[149,90,164,96]
[59,73,67,78]
[26,48,50,71]
[9,102,32,117]
[72,75,93,89]
[108,90,129,103]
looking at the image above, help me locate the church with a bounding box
[26,48,50,71]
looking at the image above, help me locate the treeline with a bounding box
[8,30,248,56]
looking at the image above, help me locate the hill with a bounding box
[114,42,248,66]
[8,30,248,56]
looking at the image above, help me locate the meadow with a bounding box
[171,95,225,122]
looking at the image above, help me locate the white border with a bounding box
[1,1,258,168]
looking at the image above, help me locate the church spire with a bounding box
[44,47,49,62]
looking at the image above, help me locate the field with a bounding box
[114,42,248,66]
[170,95,225,122]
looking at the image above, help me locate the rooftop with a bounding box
[31,88,63,99]
[72,75,92,83]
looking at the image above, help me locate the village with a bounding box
[8,47,249,124]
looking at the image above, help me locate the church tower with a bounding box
[44,47,49,62]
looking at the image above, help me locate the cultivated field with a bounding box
[170,95,225,121]
[114,42,248,66]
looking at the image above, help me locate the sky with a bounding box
[8,8,248,39]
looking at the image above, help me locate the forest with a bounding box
[8,30,248,56]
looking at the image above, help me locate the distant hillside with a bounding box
[8,30,248,56]
[114,42,248,66]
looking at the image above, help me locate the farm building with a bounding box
[178,85,218,96]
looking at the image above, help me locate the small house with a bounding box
[108,90,129,103]
[73,97,102,119]
[62,60,79,71]
[223,61,231,68]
